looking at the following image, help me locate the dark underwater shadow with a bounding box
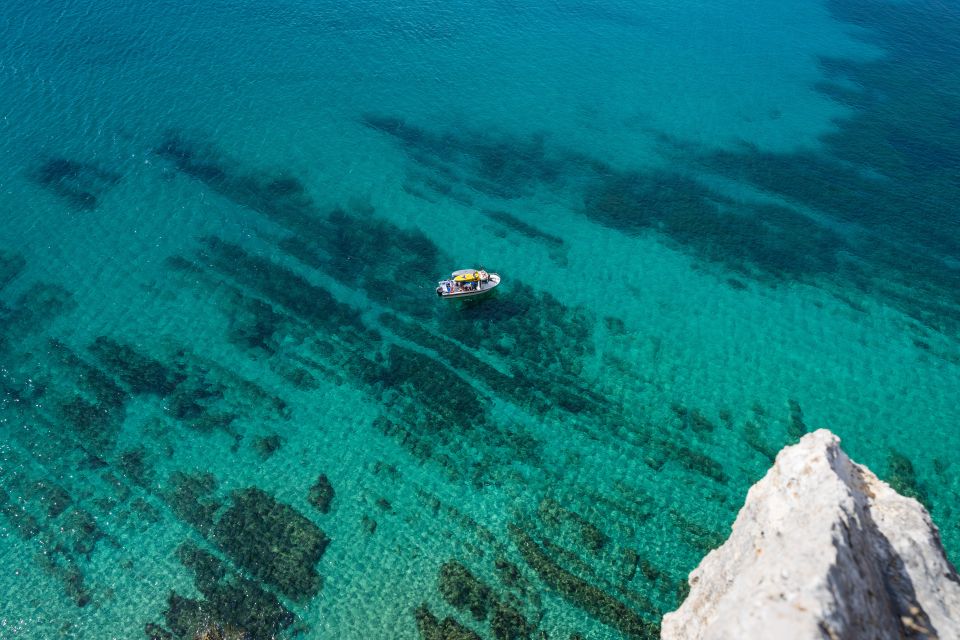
[685,0,960,336]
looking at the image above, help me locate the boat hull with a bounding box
[437,273,500,298]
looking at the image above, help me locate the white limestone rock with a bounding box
[661,429,960,640]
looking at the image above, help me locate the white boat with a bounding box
[436,269,500,298]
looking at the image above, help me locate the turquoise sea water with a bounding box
[1,0,959,637]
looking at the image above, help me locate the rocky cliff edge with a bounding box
[662,429,960,640]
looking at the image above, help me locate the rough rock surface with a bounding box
[662,429,960,640]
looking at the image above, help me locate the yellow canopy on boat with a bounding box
[453,271,481,282]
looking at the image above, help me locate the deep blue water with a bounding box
[1,0,959,638]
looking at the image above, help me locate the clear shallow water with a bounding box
[1,0,958,638]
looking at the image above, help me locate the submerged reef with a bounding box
[363,111,847,286]
[30,157,122,210]
[4,87,954,637]
[308,474,335,514]
[157,133,627,485]
[508,524,659,640]
[419,559,536,640]
[161,542,294,640]
[438,561,535,640]
[415,604,482,640]
[438,561,496,622]
[663,430,960,639]
[213,487,329,602]
[0,250,26,291]
[88,336,184,396]
[366,78,960,345]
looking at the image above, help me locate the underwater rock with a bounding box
[671,405,715,434]
[490,602,531,640]
[580,522,606,553]
[61,561,91,607]
[194,237,357,339]
[225,293,282,353]
[145,622,174,640]
[167,376,220,423]
[268,356,319,391]
[668,511,724,555]
[886,449,928,506]
[166,472,220,534]
[787,398,807,440]
[669,444,727,484]
[192,623,249,640]
[132,498,162,524]
[88,337,183,396]
[307,474,334,513]
[63,507,103,556]
[537,498,608,554]
[741,420,779,463]
[7,282,76,337]
[162,540,294,639]
[618,548,640,583]
[0,250,26,292]
[57,396,117,455]
[162,592,209,639]
[495,558,522,588]
[375,344,489,435]
[414,604,482,640]
[662,429,960,640]
[23,479,72,518]
[161,575,291,640]
[47,339,129,410]
[438,561,495,621]
[253,434,283,461]
[213,487,329,601]
[32,157,121,210]
[508,524,657,639]
[484,209,565,248]
[34,550,91,607]
[119,447,153,486]
[177,543,226,595]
